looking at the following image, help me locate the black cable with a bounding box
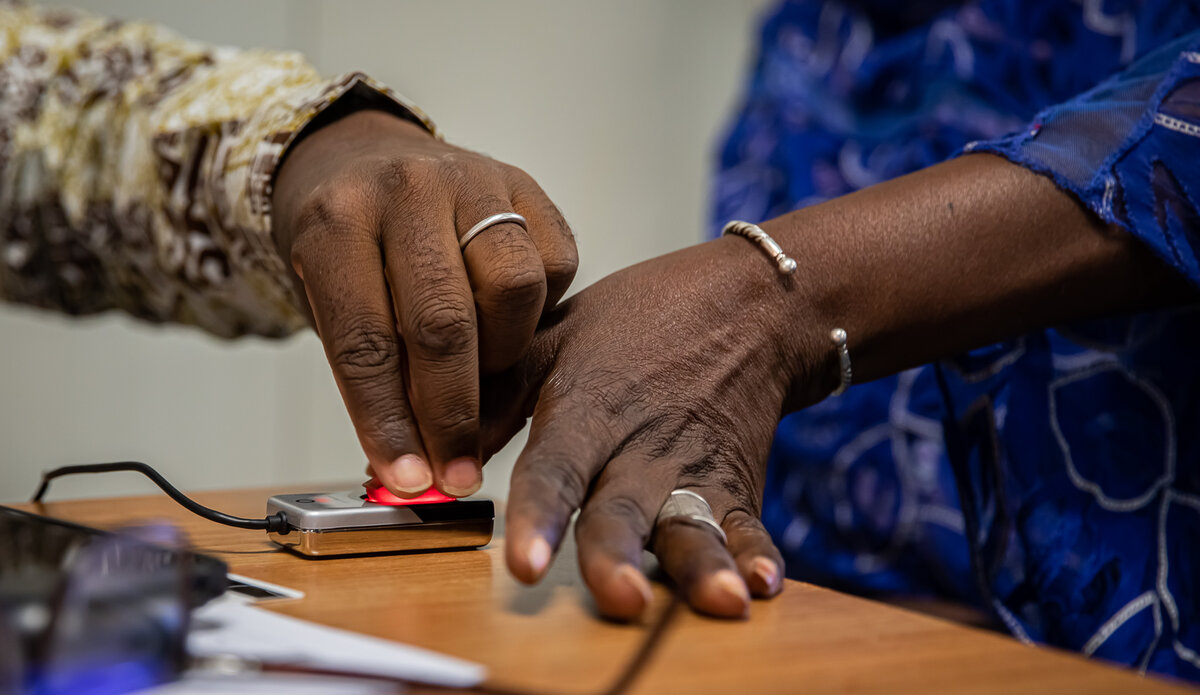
[31,461,290,534]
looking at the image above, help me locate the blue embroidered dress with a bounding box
[714,0,1200,680]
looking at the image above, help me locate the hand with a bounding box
[491,154,1194,621]
[491,237,829,619]
[271,110,577,498]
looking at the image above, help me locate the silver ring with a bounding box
[654,489,727,545]
[459,212,528,250]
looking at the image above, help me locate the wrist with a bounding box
[705,232,840,410]
[745,154,1192,404]
[307,108,434,145]
[272,110,432,244]
[276,110,432,187]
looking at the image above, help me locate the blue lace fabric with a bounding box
[714,0,1200,680]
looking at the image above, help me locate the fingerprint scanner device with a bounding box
[267,490,494,557]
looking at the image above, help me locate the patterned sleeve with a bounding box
[0,4,436,338]
[963,31,1200,288]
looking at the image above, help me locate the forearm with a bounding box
[757,154,1196,400]
[0,5,433,338]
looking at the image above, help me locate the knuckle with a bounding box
[436,152,492,191]
[500,162,532,182]
[358,418,413,460]
[717,463,760,509]
[532,460,590,515]
[290,183,375,270]
[295,180,374,233]
[479,262,546,312]
[329,318,400,384]
[506,169,572,234]
[373,158,450,218]
[427,405,477,433]
[508,172,546,204]
[502,163,544,195]
[721,509,763,535]
[289,234,317,275]
[542,250,579,286]
[583,494,650,535]
[547,208,576,241]
[435,150,478,171]
[407,297,475,356]
[411,387,478,441]
[377,157,433,195]
[464,192,512,220]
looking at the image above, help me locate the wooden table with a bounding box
[11,487,1194,695]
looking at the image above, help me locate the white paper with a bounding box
[144,673,395,695]
[177,595,486,690]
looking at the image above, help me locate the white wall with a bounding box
[0,0,769,503]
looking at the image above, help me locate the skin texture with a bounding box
[486,236,797,619]
[492,154,1195,620]
[271,110,577,500]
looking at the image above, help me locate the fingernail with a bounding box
[713,569,750,608]
[617,564,654,609]
[388,454,432,494]
[526,536,551,577]
[442,457,482,497]
[362,477,381,490]
[751,557,779,594]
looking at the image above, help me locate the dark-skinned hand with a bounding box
[484,235,822,620]
[271,109,577,499]
[484,155,1196,622]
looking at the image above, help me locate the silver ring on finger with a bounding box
[459,212,528,250]
[655,489,727,545]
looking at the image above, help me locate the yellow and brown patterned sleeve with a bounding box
[0,4,436,338]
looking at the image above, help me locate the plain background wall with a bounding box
[0,0,770,502]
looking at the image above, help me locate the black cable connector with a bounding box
[32,461,290,534]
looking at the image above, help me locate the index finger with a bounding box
[505,392,624,584]
[293,228,430,497]
[385,207,482,497]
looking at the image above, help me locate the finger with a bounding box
[572,454,677,620]
[507,170,578,309]
[652,486,751,619]
[477,313,569,461]
[459,190,547,374]
[505,393,623,585]
[724,510,785,598]
[293,227,430,497]
[383,204,481,498]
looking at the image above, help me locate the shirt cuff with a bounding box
[958,33,1200,287]
[244,71,439,228]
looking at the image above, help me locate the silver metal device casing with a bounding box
[266,492,494,557]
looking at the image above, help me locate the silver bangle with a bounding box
[829,328,852,396]
[723,220,851,396]
[722,220,797,275]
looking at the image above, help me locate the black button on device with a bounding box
[295,499,314,504]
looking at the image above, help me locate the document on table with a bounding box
[145,673,396,695]
[144,594,486,693]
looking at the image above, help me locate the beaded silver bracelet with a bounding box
[722,220,852,397]
[722,220,797,275]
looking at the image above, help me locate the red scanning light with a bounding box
[366,485,456,505]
